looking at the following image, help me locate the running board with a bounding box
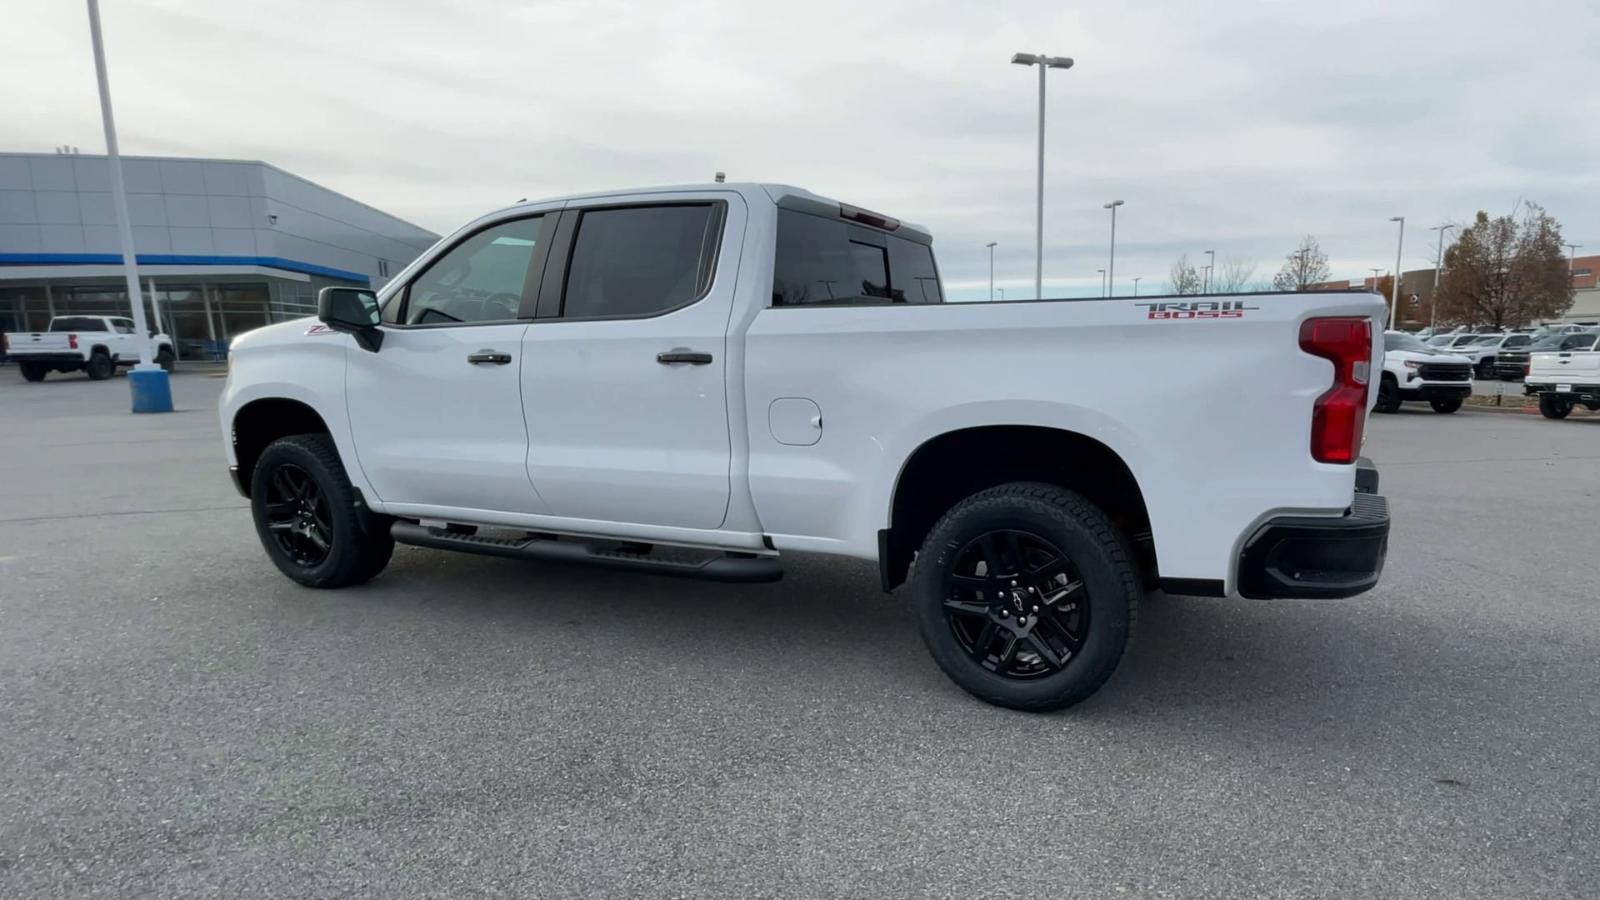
[389,521,783,583]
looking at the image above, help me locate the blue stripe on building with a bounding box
[0,253,370,286]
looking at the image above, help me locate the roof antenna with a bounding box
[713,171,725,183]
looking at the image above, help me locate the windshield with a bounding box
[1470,334,1504,345]
[1425,335,1454,346]
[1384,331,1431,353]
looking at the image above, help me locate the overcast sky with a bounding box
[7,0,1598,299]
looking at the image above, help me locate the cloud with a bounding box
[5,0,1596,299]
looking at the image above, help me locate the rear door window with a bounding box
[560,204,721,319]
[772,209,943,306]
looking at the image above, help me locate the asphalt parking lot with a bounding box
[2,370,1597,899]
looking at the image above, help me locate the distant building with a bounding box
[0,151,437,360]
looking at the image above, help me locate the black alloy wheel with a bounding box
[941,530,1088,679]
[263,462,333,567]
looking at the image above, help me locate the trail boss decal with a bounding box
[1136,300,1258,321]
[305,323,338,335]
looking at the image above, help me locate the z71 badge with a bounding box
[1136,300,1258,320]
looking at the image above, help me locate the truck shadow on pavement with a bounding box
[356,546,1450,737]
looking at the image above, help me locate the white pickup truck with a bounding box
[5,315,174,381]
[1525,328,1600,418]
[220,182,1391,711]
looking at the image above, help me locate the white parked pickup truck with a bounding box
[219,183,1391,711]
[1375,331,1474,414]
[6,315,174,381]
[1525,328,1600,419]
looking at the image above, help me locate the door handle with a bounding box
[467,350,513,365]
[656,349,713,365]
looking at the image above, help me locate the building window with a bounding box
[1574,268,1593,278]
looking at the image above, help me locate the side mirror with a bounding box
[318,286,383,352]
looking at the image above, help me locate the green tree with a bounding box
[1434,204,1573,328]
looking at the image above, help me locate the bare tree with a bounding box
[1271,236,1331,291]
[1213,257,1258,293]
[1168,254,1203,295]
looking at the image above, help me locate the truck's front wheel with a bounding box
[1374,375,1401,413]
[250,434,394,588]
[911,483,1139,713]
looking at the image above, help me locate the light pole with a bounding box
[1204,249,1215,293]
[1388,216,1405,330]
[1012,52,1074,300]
[1132,276,1142,296]
[997,288,1006,301]
[986,242,997,301]
[1430,224,1455,329]
[1103,200,1124,297]
[1369,268,1384,292]
[1568,243,1584,281]
[85,0,170,412]
[1097,268,1106,298]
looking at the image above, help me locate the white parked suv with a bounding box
[1377,331,1475,413]
[5,315,174,381]
[220,182,1391,711]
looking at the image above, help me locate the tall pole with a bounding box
[1097,268,1106,298]
[1104,200,1124,297]
[986,242,997,301]
[1389,216,1405,330]
[86,0,153,369]
[1132,276,1141,297]
[1034,63,1045,300]
[1370,268,1384,291]
[1013,53,1073,301]
[1204,249,1215,293]
[1430,224,1454,329]
[1568,243,1584,279]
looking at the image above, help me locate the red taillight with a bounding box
[68,333,78,350]
[1299,317,1372,464]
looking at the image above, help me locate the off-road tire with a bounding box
[20,362,47,382]
[85,351,113,381]
[1429,398,1463,414]
[250,434,394,588]
[912,482,1139,713]
[1539,394,1572,420]
[1374,374,1402,413]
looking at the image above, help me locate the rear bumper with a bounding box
[1237,461,1389,600]
[1526,383,1600,400]
[9,352,85,367]
[1398,383,1472,401]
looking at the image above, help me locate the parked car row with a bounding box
[1383,326,1600,420]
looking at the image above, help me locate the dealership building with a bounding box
[1,151,438,361]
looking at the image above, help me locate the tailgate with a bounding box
[1532,351,1600,382]
[6,333,73,352]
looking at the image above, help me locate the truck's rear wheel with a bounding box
[156,346,175,372]
[1539,394,1572,420]
[1374,375,1401,413]
[85,351,113,381]
[20,362,47,382]
[250,434,393,588]
[911,482,1139,713]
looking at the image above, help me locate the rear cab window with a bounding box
[49,317,107,332]
[560,204,721,319]
[772,209,943,306]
